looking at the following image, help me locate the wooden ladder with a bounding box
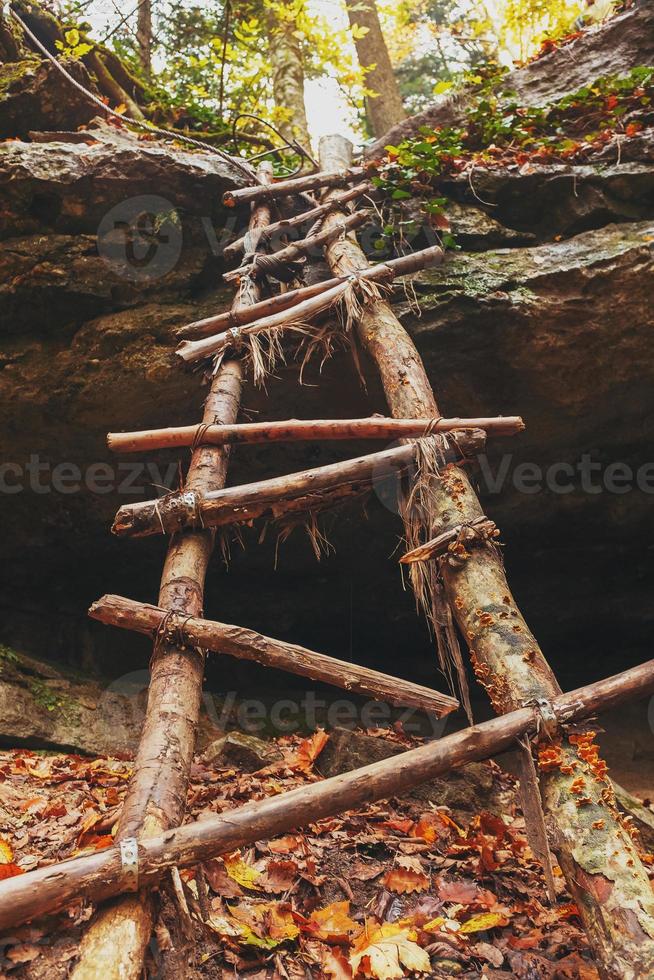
[1,139,653,980]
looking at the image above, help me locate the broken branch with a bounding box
[223,209,369,283]
[222,181,373,260]
[112,442,417,538]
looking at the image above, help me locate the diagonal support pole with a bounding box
[317,133,654,980]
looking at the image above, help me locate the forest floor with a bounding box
[1,724,651,979]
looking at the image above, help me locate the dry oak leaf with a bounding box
[289,730,329,772]
[382,856,430,895]
[259,858,298,894]
[307,900,359,942]
[350,922,431,979]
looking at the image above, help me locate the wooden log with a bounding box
[108,415,524,454]
[222,209,369,283]
[112,443,416,538]
[222,181,373,260]
[177,246,443,340]
[69,165,275,980]
[318,135,654,980]
[89,594,459,716]
[1,658,653,933]
[181,277,352,360]
[223,165,369,207]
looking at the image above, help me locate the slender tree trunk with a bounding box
[343,0,406,137]
[266,1,311,150]
[317,134,654,980]
[136,0,152,77]
[70,165,274,980]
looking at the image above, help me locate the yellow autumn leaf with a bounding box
[64,28,80,47]
[308,900,358,942]
[423,916,445,932]
[0,838,13,864]
[224,852,262,890]
[350,922,431,979]
[459,912,508,934]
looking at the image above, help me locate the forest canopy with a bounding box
[48,0,617,147]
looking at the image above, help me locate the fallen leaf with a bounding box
[350,922,431,979]
[224,852,262,891]
[322,944,353,979]
[459,911,508,934]
[290,731,329,772]
[307,900,358,942]
[0,837,14,863]
[0,863,24,880]
[259,859,298,894]
[205,859,243,897]
[382,856,430,895]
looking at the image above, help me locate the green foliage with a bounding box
[373,65,653,252]
[0,644,20,668]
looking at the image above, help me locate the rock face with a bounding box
[0,58,99,139]
[0,18,652,726]
[316,728,512,821]
[367,1,654,156]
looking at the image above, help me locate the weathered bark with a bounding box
[400,517,499,565]
[266,0,311,150]
[70,165,273,980]
[318,134,654,980]
[1,658,652,932]
[223,181,372,260]
[108,414,523,453]
[343,0,406,137]
[223,165,367,207]
[89,594,459,715]
[222,208,369,283]
[112,443,418,537]
[178,244,443,343]
[136,0,152,76]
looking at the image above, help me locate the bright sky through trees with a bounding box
[80,0,605,144]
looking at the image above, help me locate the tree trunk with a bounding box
[317,134,654,980]
[266,0,311,150]
[70,165,274,980]
[136,0,152,77]
[1,658,653,932]
[343,0,406,137]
